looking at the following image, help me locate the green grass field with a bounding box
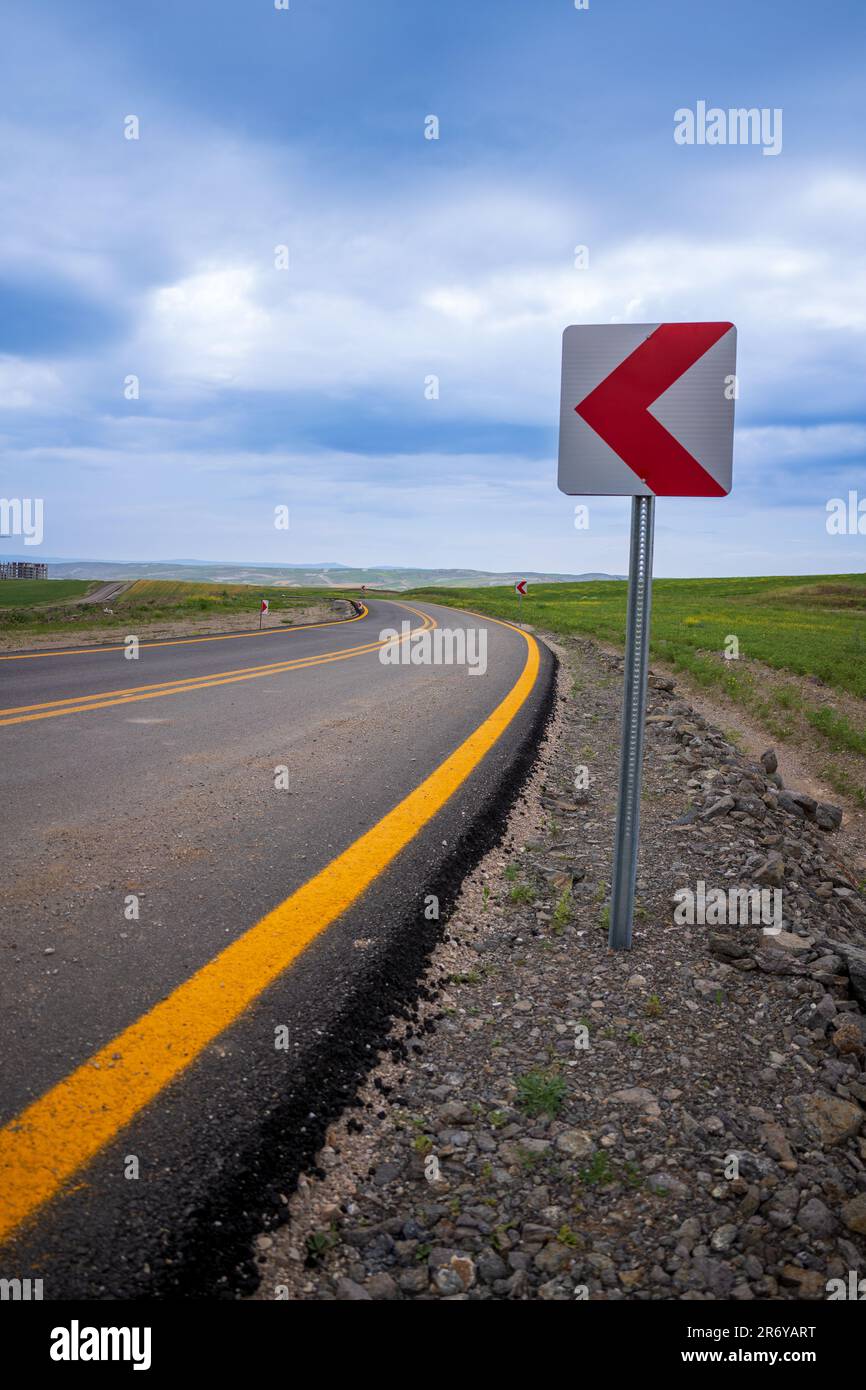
[410,573,866,786]
[117,579,327,614]
[0,578,338,635]
[0,579,92,606]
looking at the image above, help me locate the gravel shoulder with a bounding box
[252,632,866,1301]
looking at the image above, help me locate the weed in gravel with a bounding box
[551,887,573,932]
[305,1230,335,1263]
[515,1067,566,1118]
[579,1151,615,1187]
[509,882,535,905]
[645,994,664,1018]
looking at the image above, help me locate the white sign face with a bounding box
[558,322,737,497]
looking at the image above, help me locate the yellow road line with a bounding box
[0,617,540,1243]
[0,604,368,662]
[0,605,433,727]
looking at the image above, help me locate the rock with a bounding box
[476,1248,507,1284]
[799,1092,863,1147]
[555,1128,594,1159]
[760,749,778,774]
[797,1197,836,1238]
[830,1015,866,1058]
[534,1242,572,1275]
[700,795,736,821]
[759,1121,795,1166]
[840,1193,866,1236]
[433,1266,465,1295]
[373,1160,403,1186]
[709,933,750,960]
[365,1272,401,1300]
[650,1171,689,1198]
[335,1277,372,1301]
[437,1099,472,1125]
[789,791,818,817]
[815,802,843,832]
[676,1217,702,1250]
[759,931,813,955]
[710,1223,738,1252]
[754,853,785,888]
[777,792,806,819]
[648,674,676,691]
[498,1137,551,1165]
[824,941,866,1010]
[608,1087,658,1109]
[398,1266,430,1294]
[448,1254,476,1290]
[779,1266,827,1300]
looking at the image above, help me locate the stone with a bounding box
[759,1121,795,1166]
[555,1128,594,1159]
[608,1087,658,1109]
[759,931,812,955]
[797,1197,836,1238]
[825,941,866,1011]
[700,795,736,821]
[831,1016,865,1057]
[398,1267,430,1294]
[815,803,843,832]
[365,1272,401,1300]
[534,1242,572,1275]
[840,1193,866,1236]
[779,1266,827,1300]
[799,1092,862,1147]
[710,1223,738,1252]
[754,853,785,887]
[335,1277,372,1301]
[476,1248,507,1284]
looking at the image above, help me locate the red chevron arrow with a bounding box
[574,322,732,496]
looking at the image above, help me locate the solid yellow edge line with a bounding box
[0,607,433,721]
[0,622,540,1243]
[0,604,369,662]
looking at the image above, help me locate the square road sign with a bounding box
[558,321,737,497]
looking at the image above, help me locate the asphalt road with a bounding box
[0,597,554,1298]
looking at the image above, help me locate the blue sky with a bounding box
[1,0,865,576]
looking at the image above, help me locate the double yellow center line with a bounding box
[0,605,435,727]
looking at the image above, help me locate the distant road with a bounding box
[0,597,553,1297]
[69,580,132,606]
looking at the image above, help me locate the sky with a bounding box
[1,0,865,578]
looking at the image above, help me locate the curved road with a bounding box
[0,597,554,1298]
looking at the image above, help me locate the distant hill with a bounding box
[32,560,626,589]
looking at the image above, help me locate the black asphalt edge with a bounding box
[146,633,559,1300]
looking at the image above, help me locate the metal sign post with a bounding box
[608,496,654,950]
[557,320,737,951]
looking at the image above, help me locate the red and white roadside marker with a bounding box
[557,322,737,951]
[558,322,736,498]
[259,597,269,629]
[515,578,528,597]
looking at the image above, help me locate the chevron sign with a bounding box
[558,322,737,497]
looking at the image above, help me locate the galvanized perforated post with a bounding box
[609,495,655,950]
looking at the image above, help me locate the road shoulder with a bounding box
[253,633,866,1301]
